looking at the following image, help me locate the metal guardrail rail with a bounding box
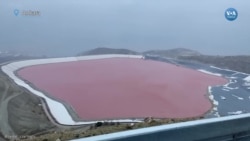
[71,113,250,141]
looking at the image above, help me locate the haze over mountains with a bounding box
[2,0,250,57]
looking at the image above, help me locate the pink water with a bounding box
[18,58,227,120]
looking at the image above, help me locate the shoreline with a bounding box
[1,54,231,126]
[1,55,144,125]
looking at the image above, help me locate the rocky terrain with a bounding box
[0,71,55,141]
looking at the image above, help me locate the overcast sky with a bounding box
[0,0,250,57]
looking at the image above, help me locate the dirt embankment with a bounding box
[0,71,56,140]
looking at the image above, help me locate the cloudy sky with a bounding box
[0,0,250,57]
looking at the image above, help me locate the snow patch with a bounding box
[208,86,212,93]
[244,76,250,82]
[210,66,249,75]
[214,112,220,117]
[213,101,219,106]
[220,96,226,100]
[228,111,243,115]
[243,76,250,87]
[227,76,238,79]
[222,89,230,92]
[232,94,244,100]
[223,86,239,90]
[207,86,220,117]
[198,69,222,77]
[223,80,235,87]
[213,107,218,111]
[208,87,219,106]
[221,78,239,91]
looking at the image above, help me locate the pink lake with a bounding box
[17,58,227,120]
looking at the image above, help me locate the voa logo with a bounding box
[225,8,238,21]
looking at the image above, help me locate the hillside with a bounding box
[79,47,250,74]
[79,47,201,58]
[179,55,250,74]
[0,51,44,64]
[78,47,139,56]
[143,48,201,58]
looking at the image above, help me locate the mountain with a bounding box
[78,47,201,58]
[78,47,140,56]
[143,48,201,58]
[0,51,45,64]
